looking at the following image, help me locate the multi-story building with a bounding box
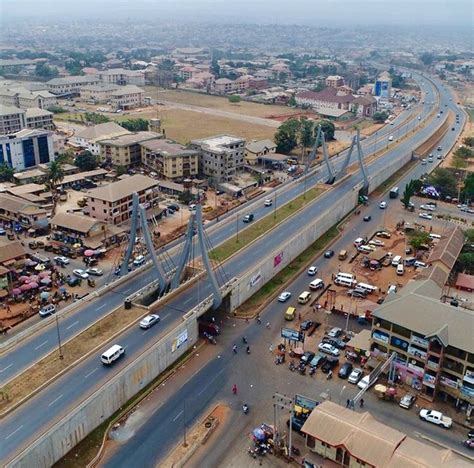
[295,88,355,118]
[141,139,199,180]
[25,107,54,130]
[109,85,145,110]
[190,134,246,183]
[0,128,54,171]
[73,122,130,156]
[46,76,101,95]
[213,78,235,94]
[85,174,160,225]
[0,87,57,110]
[98,69,145,86]
[352,95,377,117]
[0,192,50,227]
[374,71,392,99]
[179,66,200,80]
[248,77,268,90]
[98,131,162,167]
[80,84,120,103]
[325,75,345,88]
[0,105,26,134]
[245,139,277,165]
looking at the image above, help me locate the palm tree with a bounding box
[0,163,14,182]
[44,160,64,216]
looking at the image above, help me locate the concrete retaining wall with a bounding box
[229,188,359,310]
[7,317,199,468]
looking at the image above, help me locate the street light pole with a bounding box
[339,385,347,405]
[273,189,277,220]
[373,131,377,157]
[236,213,239,243]
[183,399,187,447]
[55,315,63,360]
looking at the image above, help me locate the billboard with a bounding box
[274,252,283,268]
[172,329,188,352]
[248,271,262,290]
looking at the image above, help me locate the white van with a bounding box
[387,284,397,294]
[358,245,374,254]
[356,282,378,294]
[335,276,357,288]
[391,255,402,266]
[101,344,125,365]
[309,279,325,290]
[429,233,441,241]
[354,237,365,247]
[298,291,312,304]
[397,263,405,276]
[336,272,356,281]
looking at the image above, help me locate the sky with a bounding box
[1,0,472,26]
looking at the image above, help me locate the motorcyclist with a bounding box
[242,403,249,414]
[246,345,250,354]
[232,344,237,354]
[232,384,237,394]
[242,336,248,344]
[327,370,333,379]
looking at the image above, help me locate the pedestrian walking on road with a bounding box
[269,344,274,353]
[360,398,364,408]
[256,315,261,324]
[232,384,238,395]
[346,399,350,408]
[265,322,271,329]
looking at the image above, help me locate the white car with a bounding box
[357,374,376,390]
[264,199,273,207]
[419,212,433,220]
[139,314,160,329]
[133,255,145,266]
[420,204,435,211]
[278,291,292,302]
[54,256,70,265]
[73,269,89,279]
[388,135,394,141]
[369,239,384,247]
[379,201,387,209]
[318,342,340,357]
[307,266,318,276]
[421,159,427,165]
[348,368,364,384]
[86,267,103,276]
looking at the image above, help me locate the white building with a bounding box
[110,85,145,110]
[25,107,54,130]
[46,76,101,95]
[73,122,130,156]
[0,105,26,134]
[80,84,120,103]
[0,87,57,110]
[98,69,145,86]
[0,129,55,171]
[190,134,246,182]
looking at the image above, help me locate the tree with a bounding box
[47,105,66,114]
[75,151,98,171]
[401,180,416,208]
[299,118,315,149]
[464,228,474,245]
[35,62,58,78]
[457,252,474,274]
[288,95,297,107]
[319,120,335,141]
[407,230,431,250]
[211,58,220,78]
[275,128,298,154]
[115,165,127,176]
[84,112,110,124]
[420,52,435,66]
[463,136,474,147]
[462,174,474,201]
[0,163,14,182]
[44,160,64,216]
[228,95,241,104]
[312,82,325,92]
[119,118,149,132]
[426,168,458,199]
[373,111,389,123]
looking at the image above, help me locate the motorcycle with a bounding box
[298,363,306,375]
[326,371,333,380]
[246,346,251,354]
[242,336,248,344]
[275,355,285,365]
[242,403,249,414]
[309,366,316,376]
[288,361,296,372]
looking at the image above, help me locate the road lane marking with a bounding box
[34,340,48,350]
[85,367,99,378]
[47,394,64,407]
[162,313,171,320]
[172,410,183,422]
[183,298,193,306]
[97,304,107,311]
[5,425,23,440]
[123,287,132,294]
[0,363,13,374]
[197,368,225,396]
[66,320,79,330]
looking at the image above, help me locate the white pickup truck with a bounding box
[419,409,452,428]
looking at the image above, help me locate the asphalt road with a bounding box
[1,73,460,463]
[102,96,471,467]
[0,72,434,383]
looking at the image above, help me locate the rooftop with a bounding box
[75,122,130,142]
[81,84,119,93]
[191,134,244,152]
[141,139,199,157]
[99,131,161,147]
[296,88,355,104]
[86,174,158,203]
[246,139,276,154]
[0,241,26,264]
[25,107,53,118]
[373,279,474,353]
[50,212,103,234]
[110,85,144,96]
[47,76,100,86]
[0,104,25,116]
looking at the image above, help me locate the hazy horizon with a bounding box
[1,0,472,27]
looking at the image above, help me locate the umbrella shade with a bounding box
[30,275,40,282]
[29,282,39,289]
[59,286,66,293]
[40,278,52,285]
[25,260,37,267]
[35,264,45,271]
[12,288,22,295]
[18,275,29,282]
[40,291,49,299]
[252,428,266,441]
[84,249,95,257]
[39,271,50,278]
[73,243,82,248]
[20,283,31,291]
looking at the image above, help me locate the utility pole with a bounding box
[183,399,187,447]
[273,393,294,457]
[55,315,63,360]
[373,131,377,157]
[236,213,239,243]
